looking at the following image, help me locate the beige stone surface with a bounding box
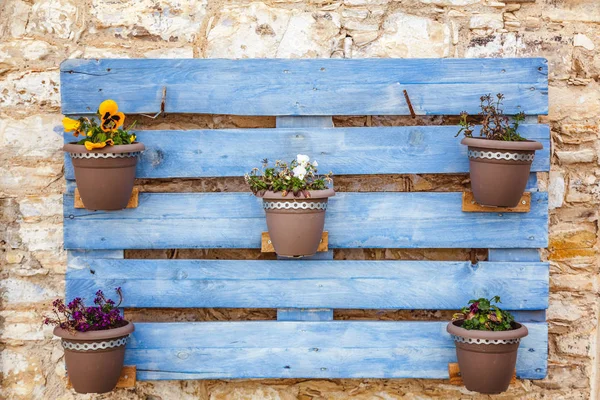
[0,0,599,398]
[355,11,451,57]
[90,0,208,42]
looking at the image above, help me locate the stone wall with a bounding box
[1,0,599,399]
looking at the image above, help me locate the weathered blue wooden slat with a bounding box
[63,125,550,179]
[63,192,549,249]
[66,259,548,310]
[122,321,547,379]
[60,58,548,116]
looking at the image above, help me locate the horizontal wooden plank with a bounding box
[66,259,549,310]
[462,192,531,212]
[63,125,550,179]
[63,192,548,249]
[262,231,328,253]
[60,58,548,116]
[74,187,139,209]
[122,321,547,379]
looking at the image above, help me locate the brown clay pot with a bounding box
[54,321,134,394]
[461,137,543,207]
[447,320,528,394]
[64,143,145,211]
[259,188,335,257]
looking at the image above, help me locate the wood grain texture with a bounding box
[462,192,531,213]
[262,232,328,253]
[63,192,548,250]
[121,321,546,379]
[67,366,135,388]
[66,259,548,309]
[63,125,550,179]
[60,58,548,116]
[448,363,516,385]
[74,187,139,209]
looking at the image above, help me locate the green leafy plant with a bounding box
[245,154,333,198]
[456,93,525,141]
[452,296,515,331]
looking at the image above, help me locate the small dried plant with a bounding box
[43,288,126,333]
[245,154,333,198]
[457,93,525,141]
[452,296,515,331]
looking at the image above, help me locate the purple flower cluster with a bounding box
[44,288,125,332]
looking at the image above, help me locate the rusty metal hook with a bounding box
[403,89,416,119]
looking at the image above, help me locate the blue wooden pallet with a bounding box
[61,58,549,381]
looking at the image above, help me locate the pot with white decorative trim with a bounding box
[64,143,144,211]
[456,93,544,207]
[461,137,542,207]
[54,321,135,394]
[447,320,528,394]
[260,188,335,257]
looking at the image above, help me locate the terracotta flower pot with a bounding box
[258,188,335,257]
[461,137,543,207]
[447,320,528,394]
[54,321,135,394]
[64,143,145,211]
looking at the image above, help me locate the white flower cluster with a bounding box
[292,154,318,180]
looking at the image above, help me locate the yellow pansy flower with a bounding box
[87,130,93,137]
[130,134,136,143]
[63,117,81,136]
[85,141,106,151]
[98,99,125,132]
[84,139,114,151]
